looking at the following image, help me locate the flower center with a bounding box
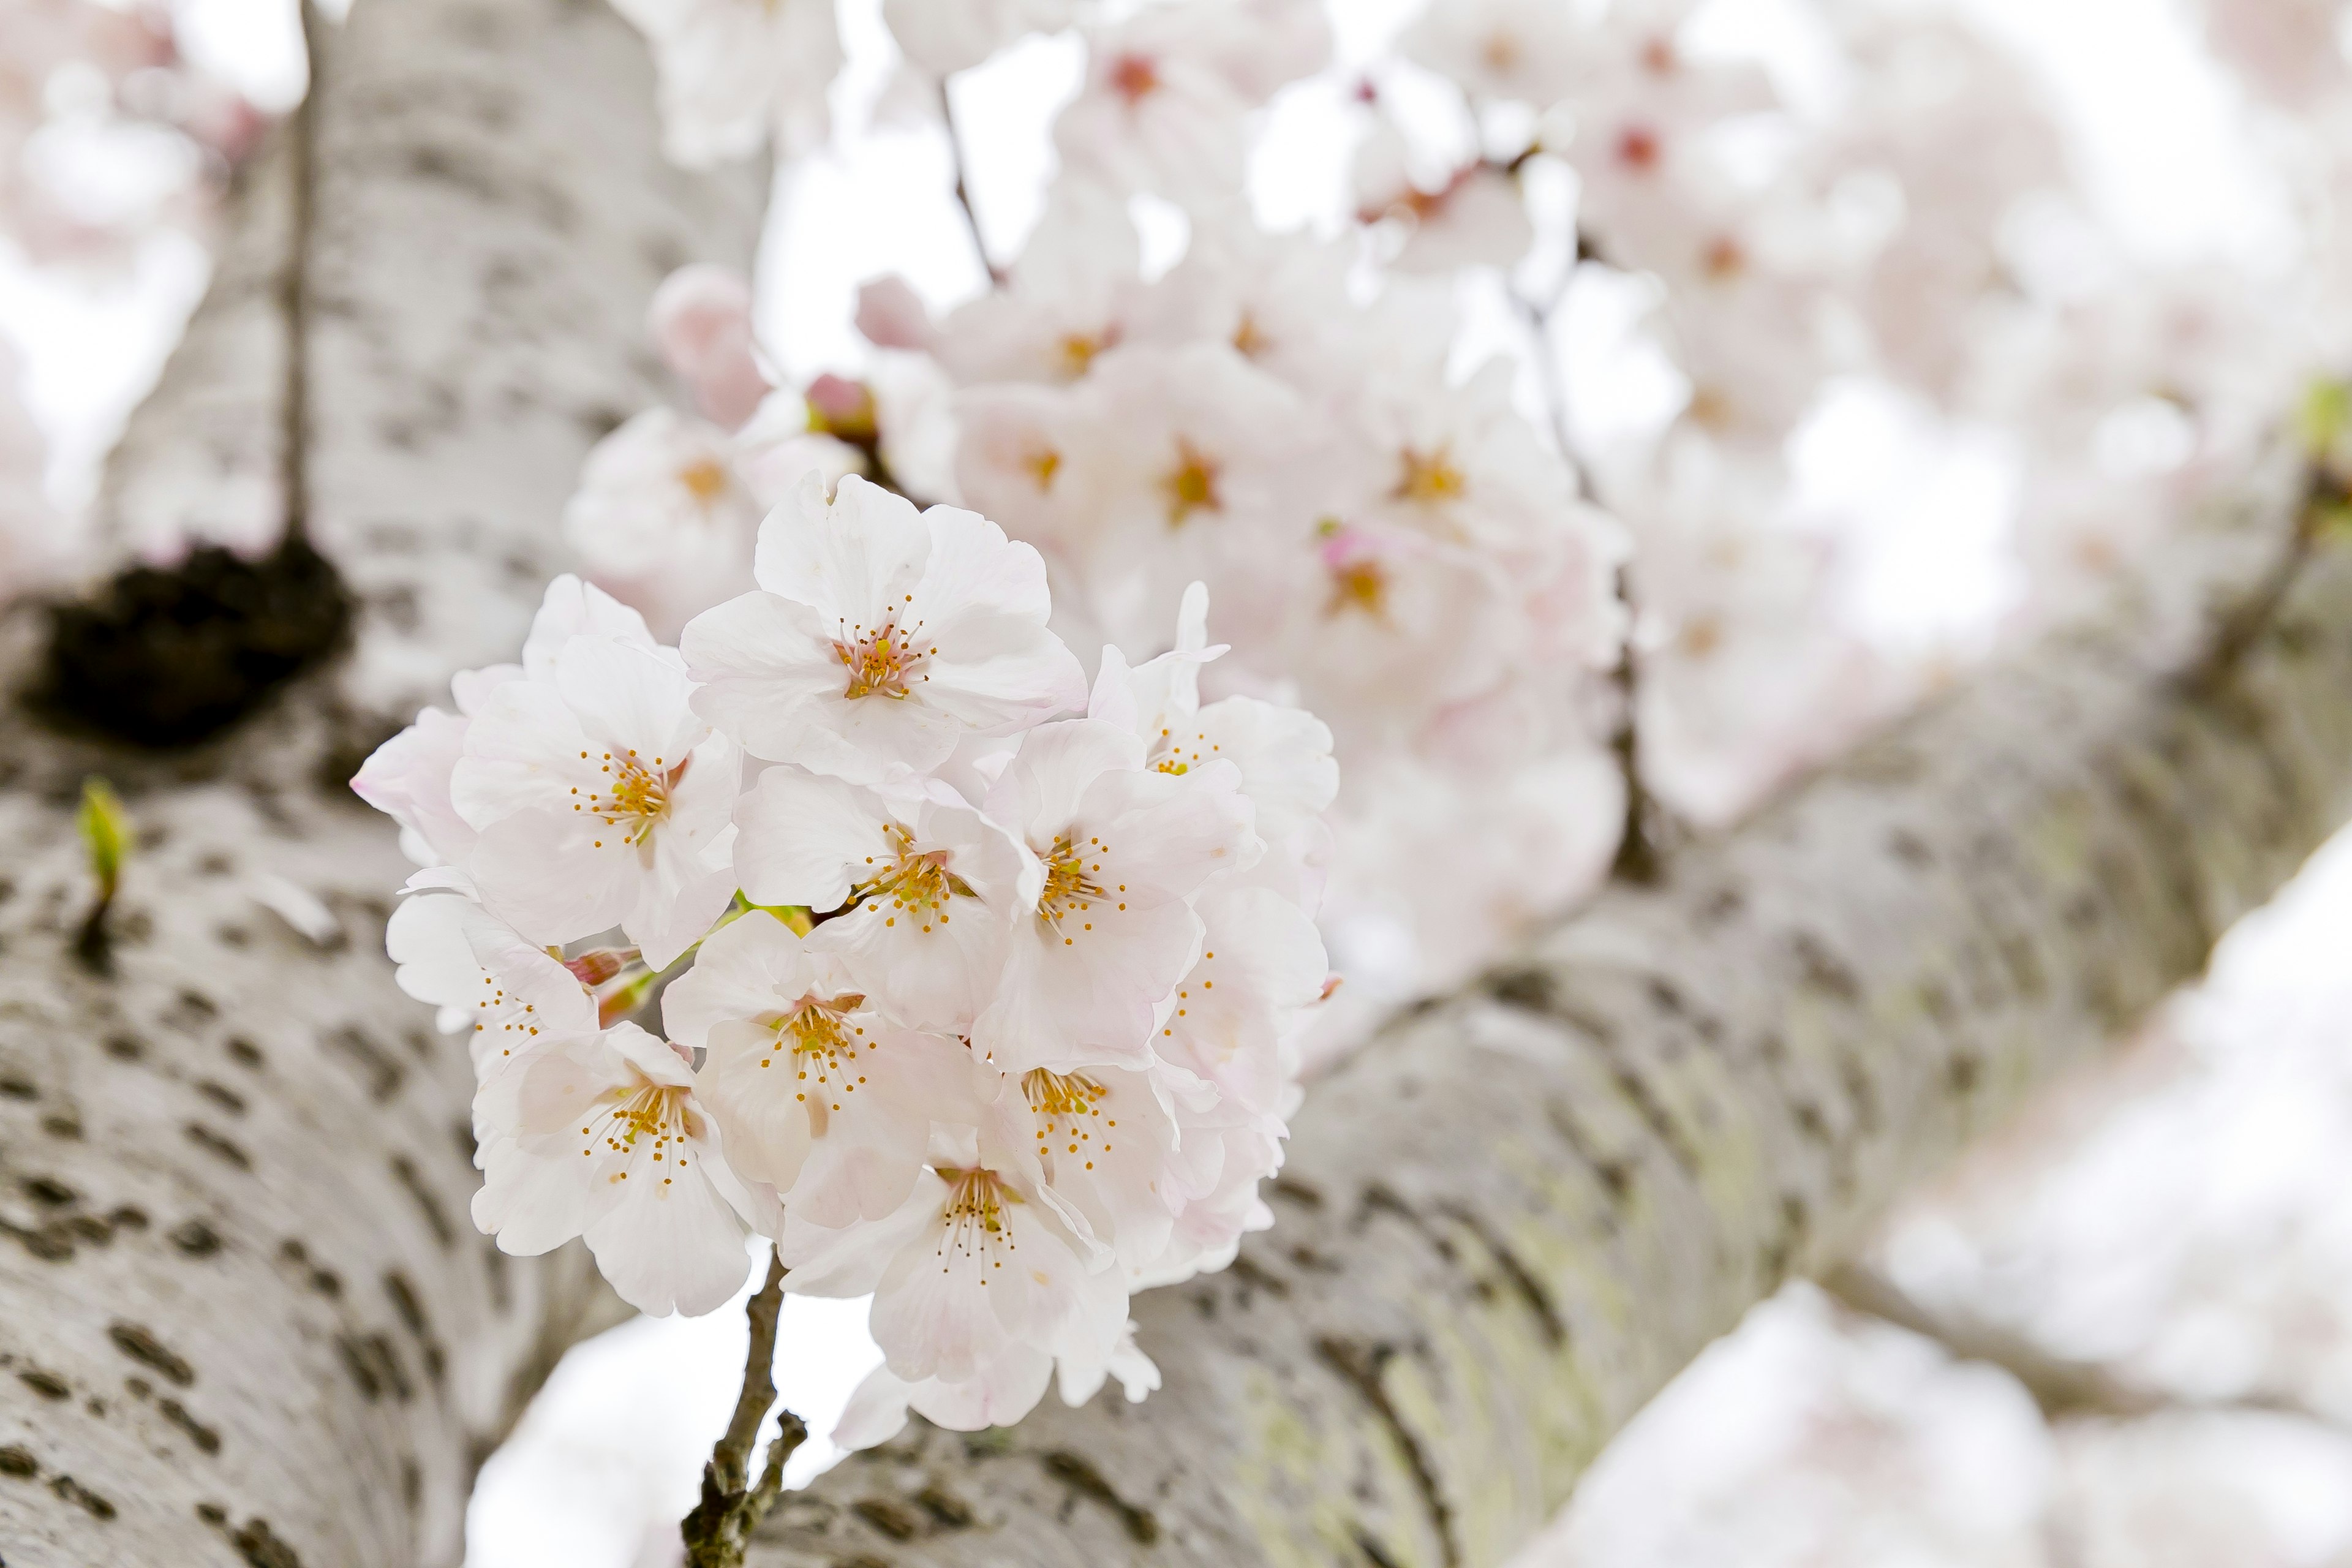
[936,1167,1022,1276]
[834,609,932,701]
[1023,446,1063,490]
[1109,52,1161,104]
[1394,446,1466,505]
[1060,331,1112,377]
[854,823,974,933]
[576,750,687,847]
[1161,440,1223,526]
[580,1077,702,1186]
[677,458,731,505]
[1327,556,1390,617]
[1037,834,1112,933]
[1023,1069,1113,1170]
[1616,123,1662,172]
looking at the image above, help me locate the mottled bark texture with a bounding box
[752,456,2352,1568]
[0,0,761,1563]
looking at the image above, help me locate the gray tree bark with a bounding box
[750,456,2352,1568]
[0,0,761,1563]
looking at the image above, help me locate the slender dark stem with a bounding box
[2188,463,2340,691]
[1519,268,1670,886]
[680,1251,806,1568]
[1605,590,1665,887]
[939,83,1003,288]
[282,0,322,546]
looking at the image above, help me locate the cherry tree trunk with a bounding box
[0,1,761,1564]
[752,466,2352,1567]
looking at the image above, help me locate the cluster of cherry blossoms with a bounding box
[356,475,1335,1437]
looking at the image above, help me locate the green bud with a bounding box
[76,777,131,905]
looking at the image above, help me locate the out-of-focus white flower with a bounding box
[1354,139,1537,274]
[473,1020,774,1316]
[683,474,1087,781]
[1400,0,1581,108]
[563,409,765,645]
[1053,0,1330,210]
[933,181,1147,387]
[882,0,1082,80]
[609,0,842,166]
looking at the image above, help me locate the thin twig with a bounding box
[680,1250,806,1568]
[1605,608,1666,886]
[1821,1261,2348,1435]
[2187,464,2341,691]
[939,83,1003,288]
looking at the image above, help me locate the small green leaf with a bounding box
[76,777,131,904]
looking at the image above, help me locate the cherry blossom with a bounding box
[682,473,1087,781]
[473,1020,774,1316]
[729,765,1031,1031]
[972,716,1256,1074]
[450,619,741,968]
[664,911,983,1227]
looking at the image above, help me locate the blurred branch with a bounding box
[939,84,1003,288]
[1822,1261,2349,1436]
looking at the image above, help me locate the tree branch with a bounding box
[683,1251,805,1567]
[751,443,2352,1566]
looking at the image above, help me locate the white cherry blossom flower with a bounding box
[987,1060,1185,1268]
[972,717,1256,1073]
[452,632,741,968]
[778,1124,1125,1389]
[682,473,1087,781]
[730,764,1033,1030]
[664,910,984,1226]
[386,885,599,1077]
[473,1020,774,1316]
[563,408,764,644]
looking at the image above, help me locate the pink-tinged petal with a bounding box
[522,573,655,676]
[581,1163,753,1316]
[552,635,706,764]
[973,897,1203,1074]
[731,767,882,910]
[907,1346,1056,1433]
[465,808,639,949]
[983,719,1147,843]
[449,681,598,829]
[753,472,930,612]
[353,706,476,865]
